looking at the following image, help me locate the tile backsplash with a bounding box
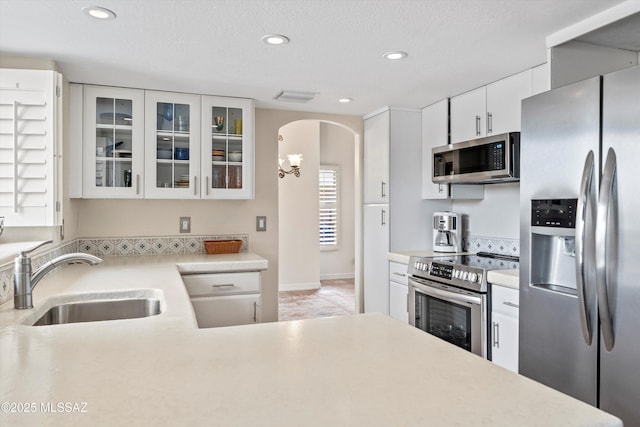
[0,234,248,306]
[463,235,520,257]
[77,234,248,257]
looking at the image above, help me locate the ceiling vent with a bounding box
[273,90,317,103]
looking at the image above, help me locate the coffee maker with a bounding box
[433,212,462,253]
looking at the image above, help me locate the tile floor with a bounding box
[278,279,356,321]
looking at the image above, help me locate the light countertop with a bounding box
[488,269,520,290]
[0,254,619,426]
[387,249,439,264]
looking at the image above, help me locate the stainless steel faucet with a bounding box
[13,240,103,309]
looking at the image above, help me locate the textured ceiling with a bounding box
[0,0,630,116]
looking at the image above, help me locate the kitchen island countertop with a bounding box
[0,255,620,426]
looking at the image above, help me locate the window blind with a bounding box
[319,166,338,247]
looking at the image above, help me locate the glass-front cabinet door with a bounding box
[83,86,144,198]
[201,96,254,199]
[145,91,201,199]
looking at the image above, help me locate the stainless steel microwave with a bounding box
[432,132,520,184]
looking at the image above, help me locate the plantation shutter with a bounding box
[319,166,338,247]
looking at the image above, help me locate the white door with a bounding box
[486,70,531,136]
[82,85,145,198]
[450,86,486,143]
[363,111,389,203]
[363,204,389,314]
[145,90,201,199]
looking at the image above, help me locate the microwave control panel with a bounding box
[531,199,577,228]
[491,142,505,171]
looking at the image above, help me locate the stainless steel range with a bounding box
[408,252,519,358]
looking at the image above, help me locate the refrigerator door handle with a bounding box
[575,150,595,345]
[596,147,617,351]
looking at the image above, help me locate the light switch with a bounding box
[180,216,191,233]
[256,216,267,232]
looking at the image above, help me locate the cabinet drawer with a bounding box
[491,285,519,317]
[182,272,260,297]
[389,261,408,285]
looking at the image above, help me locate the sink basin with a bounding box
[32,298,161,326]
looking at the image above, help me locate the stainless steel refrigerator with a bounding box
[519,64,640,426]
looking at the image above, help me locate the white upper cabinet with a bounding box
[531,63,551,96]
[450,86,486,143]
[144,91,201,199]
[82,85,145,198]
[200,96,254,199]
[0,69,62,227]
[485,69,532,136]
[421,99,449,200]
[363,109,390,204]
[72,85,255,200]
[450,70,532,143]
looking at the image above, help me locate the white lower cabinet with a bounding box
[181,271,261,328]
[389,262,408,323]
[190,294,259,328]
[490,285,519,373]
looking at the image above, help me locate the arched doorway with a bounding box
[277,119,362,319]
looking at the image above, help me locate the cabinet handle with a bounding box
[503,301,519,308]
[205,176,209,196]
[392,272,406,277]
[253,301,257,322]
[135,174,140,195]
[193,176,197,196]
[475,115,481,136]
[381,209,386,226]
[493,321,500,348]
[438,183,444,194]
[381,181,386,198]
[487,112,493,134]
[211,283,235,288]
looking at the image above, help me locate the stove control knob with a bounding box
[453,270,461,279]
[470,273,478,283]
[462,271,469,281]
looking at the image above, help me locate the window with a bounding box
[319,166,339,249]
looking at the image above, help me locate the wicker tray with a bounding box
[203,239,242,254]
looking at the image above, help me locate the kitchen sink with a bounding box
[32,298,162,326]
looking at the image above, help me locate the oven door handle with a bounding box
[409,279,481,306]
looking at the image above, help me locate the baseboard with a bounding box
[279,282,321,292]
[319,273,355,281]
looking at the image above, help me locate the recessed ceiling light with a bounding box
[338,98,353,103]
[383,51,408,60]
[262,34,290,45]
[82,6,116,20]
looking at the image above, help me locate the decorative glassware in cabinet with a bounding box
[155,102,191,189]
[209,105,243,190]
[94,97,134,188]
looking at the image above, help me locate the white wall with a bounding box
[319,122,355,280]
[452,182,520,239]
[278,120,321,290]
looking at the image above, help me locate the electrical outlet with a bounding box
[179,216,191,233]
[256,216,267,232]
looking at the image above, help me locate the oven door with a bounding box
[408,276,487,358]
